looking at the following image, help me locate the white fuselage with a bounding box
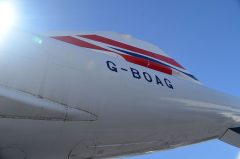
[0,30,239,159]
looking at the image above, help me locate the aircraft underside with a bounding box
[0,30,239,159]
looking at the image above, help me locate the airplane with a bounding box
[0,28,239,159]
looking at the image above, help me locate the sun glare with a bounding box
[0,1,16,36]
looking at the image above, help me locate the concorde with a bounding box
[0,29,239,159]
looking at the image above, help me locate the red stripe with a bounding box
[148,61,172,75]
[52,36,110,52]
[121,54,148,67]
[80,35,185,69]
[120,54,172,75]
[53,36,172,75]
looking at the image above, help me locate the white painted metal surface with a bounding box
[0,29,239,159]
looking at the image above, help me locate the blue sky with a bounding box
[9,0,240,158]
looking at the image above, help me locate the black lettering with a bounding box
[155,75,164,86]
[130,68,141,79]
[164,78,173,89]
[143,72,152,82]
[106,61,118,72]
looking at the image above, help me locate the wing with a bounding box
[220,127,240,148]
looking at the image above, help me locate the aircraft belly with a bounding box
[0,31,240,158]
[85,55,240,158]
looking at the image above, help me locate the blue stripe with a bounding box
[110,47,198,81]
